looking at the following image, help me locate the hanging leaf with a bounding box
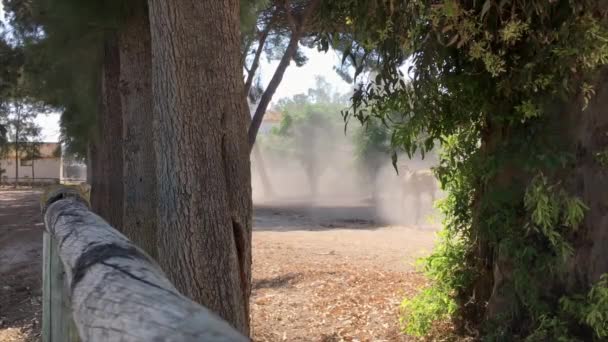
[355,64,364,79]
[481,0,492,20]
[391,150,399,174]
[375,73,383,84]
[447,34,459,46]
[341,47,351,66]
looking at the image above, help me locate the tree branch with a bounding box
[247,31,299,151]
[281,0,297,30]
[244,24,272,95]
[247,0,321,151]
[241,38,253,73]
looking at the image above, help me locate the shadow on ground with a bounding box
[253,272,302,291]
[254,201,438,232]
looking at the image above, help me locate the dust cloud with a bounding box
[251,120,444,228]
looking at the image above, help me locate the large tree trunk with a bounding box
[90,36,124,229]
[148,0,252,335]
[563,70,608,292]
[464,72,608,336]
[118,8,158,259]
[86,142,94,184]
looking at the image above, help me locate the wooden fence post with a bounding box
[42,232,80,342]
[40,186,248,342]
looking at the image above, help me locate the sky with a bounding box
[258,46,354,101]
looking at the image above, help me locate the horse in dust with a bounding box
[399,167,439,225]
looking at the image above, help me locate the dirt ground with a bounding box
[0,190,43,342]
[0,191,437,341]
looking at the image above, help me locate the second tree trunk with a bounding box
[118,8,158,259]
[148,0,252,334]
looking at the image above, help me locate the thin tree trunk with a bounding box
[252,144,274,197]
[14,105,20,188]
[14,145,18,187]
[118,8,158,259]
[241,38,253,72]
[148,0,252,335]
[244,25,270,95]
[246,27,275,197]
[86,143,94,184]
[247,0,320,150]
[91,35,124,229]
[89,139,100,206]
[248,29,300,149]
[455,120,513,330]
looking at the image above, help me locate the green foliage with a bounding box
[258,77,346,158]
[401,285,454,336]
[595,150,608,167]
[0,26,27,157]
[560,274,608,339]
[3,0,136,157]
[400,132,477,337]
[6,0,278,159]
[353,118,391,163]
[400,230,467,337]
[526,274,608,341]
[0,33,24,97]
[318,0,608,339]
[240,0,269,38]
[523,174,588,259]
[525,315,574,342]
[0,99,46,170]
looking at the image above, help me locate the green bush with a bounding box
[400,229,468,336]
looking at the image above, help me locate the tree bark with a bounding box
[563,69,608,291]
[455,118,521,331]
[465,72,608,335]
[148,0,252,335]
[14,143,18,187]
[86,143,94,184]
[41,188,247,342]
[118,8,158,259]
[90,35,124,230]
[14,103,20,188]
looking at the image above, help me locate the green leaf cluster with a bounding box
[317,0,608,339]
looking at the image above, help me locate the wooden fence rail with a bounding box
[41,187,248,342]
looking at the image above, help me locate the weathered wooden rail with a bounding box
[41,186,248,341]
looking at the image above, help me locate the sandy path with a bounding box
[251,201,437,341]
[0,191,437,341]
[253,201,437,273]
[0,190,43,342]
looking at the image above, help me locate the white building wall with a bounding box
[0,158,62,181]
